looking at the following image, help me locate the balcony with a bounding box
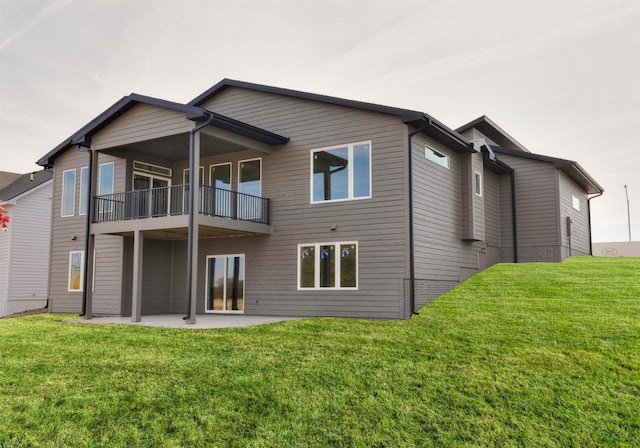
[91,185,271,239]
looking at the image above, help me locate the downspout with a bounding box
[587,191,604,255]
[78,146,92,317]
[510,170,518,263]
[184,114,214,321]
[407,121,429,316]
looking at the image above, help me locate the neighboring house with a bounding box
[0,170,53,316]
[592,241,640,257]
[0,171,22,190]
[36,79,603,323]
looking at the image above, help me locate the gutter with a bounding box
[587,191,604,255]
[184,114,215,321]
[77,145,92,317]
[407,121,430,316]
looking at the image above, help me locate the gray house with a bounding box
[37,79,603,323]
[0,169,53,316]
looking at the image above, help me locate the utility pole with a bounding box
[624,184,631,241]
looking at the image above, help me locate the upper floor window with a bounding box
[98,162,115,213]
[61,169,76,217]
[474,171,482,197]
[425,146,450,169]
[311,142,371,203]
[572,195,580,211]
[183,166,204,185]
[79,167,89,215]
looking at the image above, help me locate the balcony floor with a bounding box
[92,214,272,240]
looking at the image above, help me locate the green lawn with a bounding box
[1,257,639,447]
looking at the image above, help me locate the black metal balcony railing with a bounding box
[93,184,270,225]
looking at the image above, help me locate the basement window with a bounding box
[425,146,450,169]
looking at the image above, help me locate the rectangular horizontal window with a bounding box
[311,142,371,203]
[133,161,172,178]
[68,250,84,292]
[298,242,358,290]
[425,146,450,169]
[61,169,76,217]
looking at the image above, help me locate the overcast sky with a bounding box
[0,0,638,242]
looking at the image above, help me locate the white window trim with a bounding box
[210,162,233,188]
[183,166,205,185]
[425,145,450,169]
[297,241,359,290]
[68,250,84,292]
[133,160,172,178]
[98,162,115,196]
[79,167,89,216]
[61,169,76,217]
[474,170,483,197]
[204,254,245,314]
[310,141,372,204]
[238,158,262,196]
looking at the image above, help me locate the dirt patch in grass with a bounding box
[0,307,48,319]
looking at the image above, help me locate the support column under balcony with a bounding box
[131,229,143,322]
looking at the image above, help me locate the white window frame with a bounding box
[61,169,76,217]
[474,170,483,197]
[183,166,205,186]
[68,250,84,292]
[133,160,172,178]
[572,195,580,211]
[79,166,89,216]
[425,145,450,169]
[310,141,372,204]
[238,158,262,197]
[204,254,245,314]
[297,241,359,290]
[98,162,115,213]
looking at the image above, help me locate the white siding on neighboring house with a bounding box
[0,180,52,316]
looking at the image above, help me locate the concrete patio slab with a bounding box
[69,314,303,329]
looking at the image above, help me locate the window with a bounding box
[183,167,204,185]
[79,167,89,215]
[133,160,172,178]
[474,171,482,197]
[298,242,358,290]
[210,163,232,216]
[572,195,580,211]
[61,169,76,217]
[238,158,262,219]
[205,255,245,312]
[98,162,114,213]
[311,142,371,203]
[68,251,84,292]
[425,146,450,169]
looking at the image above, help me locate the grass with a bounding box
[1,257,639,447]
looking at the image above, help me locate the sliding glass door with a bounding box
[205,255,245,313]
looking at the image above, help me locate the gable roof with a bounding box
[456,115,530,153]
[189,79,473,153]
[37,93,289,168]
[0,169,53,202]
[491,146,603,194]
[0,171,22,190]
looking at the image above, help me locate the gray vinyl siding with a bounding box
[497,154,561,262]
[558,172,590,258]
[140,239,172,314]
[197,87,408,318]
[49,147,126,314]
[498,174,515,262]
[91,104,192,150]
[411,133,486,306]
[1,183,51,315]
